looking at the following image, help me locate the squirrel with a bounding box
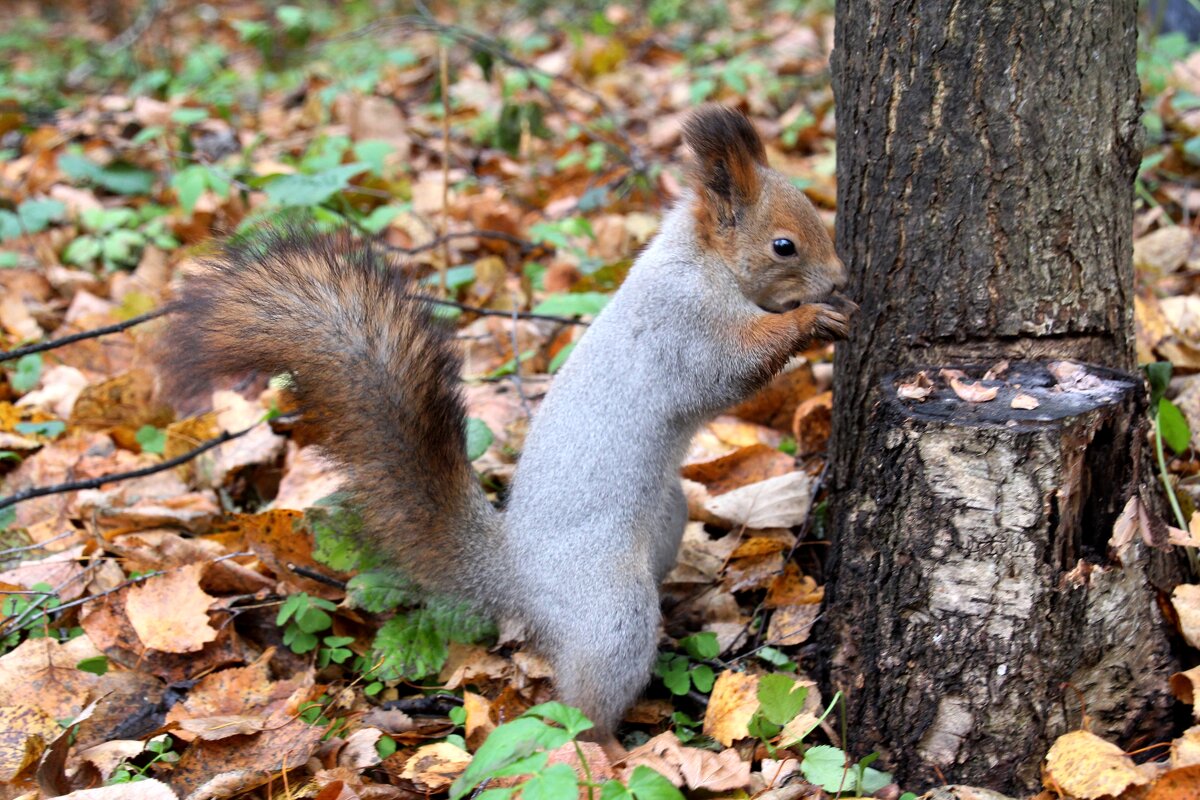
[157,105,852,744]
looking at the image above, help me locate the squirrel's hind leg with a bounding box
[542,574,661,740]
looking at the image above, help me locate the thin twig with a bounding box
[422,296,589,326]
[287,563,348,590]
[508,297,533,419]
[0,308,168,363]
[378,229,540,256]
[0,421,269,512]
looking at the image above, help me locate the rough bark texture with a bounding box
[822,1,1181,793]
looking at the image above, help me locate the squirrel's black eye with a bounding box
[772,238,796,257]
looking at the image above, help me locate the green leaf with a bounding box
[76,655,109,675]
[372,609,449,681]
[8,199,66,238]
[171,165,209,214]
[681,631,719,660]
[690,664,714,693]
[263,163,366,207]
[521,762,579,800]
[450,717,571,800]
[359,204,404,234]
[296,605,333,634]
[58,152,156,196]
[524,702,594,739]
[756,673,808,726]
[857,763,893,795]
[800,745,851,792]
[599,780,633,800]
[11,354,42,393]
[376,735,398,759]
[0,251,19,268]
[1146,361,1173,407]
[353,140,395,176]
[421,264,476,290]
[345,569,420,613]
[135,425,166,455]
[308,493,377,571]
[1159,397,1192,455]
[14,420,65,439]
[466,418,494,461]
[170,107,209,125]
[63,235,103,266]
[532,292,610,317]
[0,451,20,464]
[627,765,685,800]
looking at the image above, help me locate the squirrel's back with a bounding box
[159,229,503,603]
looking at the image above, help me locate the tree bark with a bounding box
[822,1,1182,793]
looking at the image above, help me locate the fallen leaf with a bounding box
[400,741,472,791]
[896,371,933,400]
[1175,584,1200,650]
[705,471,812,529]
[0,637,101,721]
[1043,730,1148,799]
[703,671,760,747]
[766,604,821,646]
[1148,764,1200,800]
[1011,393,1040,410]
[0,703,60,782]
[58,778,179,799]
[681,444,794,496]
[1174,726,1200,769]
[1134,225,1194,274]
[125,563,218,653]
[950,377,999,403]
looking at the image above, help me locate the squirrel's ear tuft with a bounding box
[682,105,767,222]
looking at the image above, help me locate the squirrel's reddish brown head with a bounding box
[682,105,845,312]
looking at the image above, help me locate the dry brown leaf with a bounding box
[338,728,384,770]
[896,371,934,400]
[125,563,218,653]
[1174,726,1200,769]
[400,741,472,791]
[703,671,760,747]
[1172,665,1200,707]
[766,604,821,646]
[463,691,495,750]
[58,779,179,799]
[0,703,60,782]
[1174,584,1200,649]
[791,391,832,455]
[1134,225,1194,274]
[1148,764,1200,800]
[949,377,999,403]
[0,637,101,721]
[168,706,325,798]
[675,743,750,791]
[1010,393,1040,410]
[680,444,794,497]
[765,562,822,607]
[1043,730,1147,799]
[705,471,812,529]
[75,740,147,782]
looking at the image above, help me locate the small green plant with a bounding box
[135,425,167,455]
[106,735,179,784]
[0,198,66,242]
[655,632,719,696]
[9,353,42,393]
[62,206,178,271]
[306,494,497,681]
[276,592,337,654]
[1,581,60,651]
[1145,361,1198,572]
[449,703,684,800]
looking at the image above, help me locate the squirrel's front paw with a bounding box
[792,299,854,346]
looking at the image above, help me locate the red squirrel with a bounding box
[158,105,852,744]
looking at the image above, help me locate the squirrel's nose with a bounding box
[827,256,847,291]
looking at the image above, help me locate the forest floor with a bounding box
[3,2,1200,799]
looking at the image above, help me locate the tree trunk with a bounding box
[822,1,1182,793]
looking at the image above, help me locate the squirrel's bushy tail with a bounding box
[159,228,500,599]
